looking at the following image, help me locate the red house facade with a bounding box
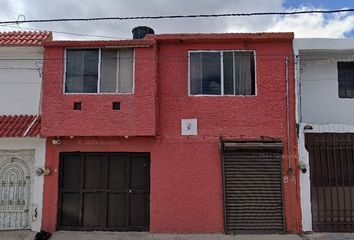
[40,30,301,233]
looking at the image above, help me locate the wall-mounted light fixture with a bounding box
[52,137,60,145]
[299,161,308,174]
[35,167,51,176]
[304,124,313,131]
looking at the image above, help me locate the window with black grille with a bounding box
[338,61,354,98]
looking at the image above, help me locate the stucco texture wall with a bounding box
[155,39,301,233]
[41,46,157,137]
[41,35,301,233]
[42,137,223,233]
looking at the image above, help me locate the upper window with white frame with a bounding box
[65,48,134,93]
[189,51,255,95]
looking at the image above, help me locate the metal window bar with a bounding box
[220,52,224,95]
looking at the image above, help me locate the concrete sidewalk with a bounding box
[0,231,305,240]
[50,231,304,240]
[0,230,35,240]
[304,233,354,240]
[3,231,354,240]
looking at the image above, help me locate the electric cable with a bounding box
[0,8,353,25]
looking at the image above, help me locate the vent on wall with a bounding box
[112,102,120,110]
[73,102,81,110]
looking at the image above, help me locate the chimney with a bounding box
[132,26,154,39]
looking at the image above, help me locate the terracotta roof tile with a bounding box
[0,31,52,46]
[0,115,41,137]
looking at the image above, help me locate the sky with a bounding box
[0,0,354,40]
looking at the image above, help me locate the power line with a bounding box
[0,8,353,25]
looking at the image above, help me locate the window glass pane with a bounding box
[190,52,202,95]
[118,49,134,93]
[83,50,99,93]
[223,52,234,95]
[234,51,255,95]
[202,52,221,95]
[338,62,354,98]
[100,49,118,93]
[65,49,98,93]
[65,50,84,93]
[190,51,255,96]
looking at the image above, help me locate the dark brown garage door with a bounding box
[58,152,150,231]
[306,133,354,232]
[222,141,284,234]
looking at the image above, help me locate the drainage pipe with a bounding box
[285,56,294,232]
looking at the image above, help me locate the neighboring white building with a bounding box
[0,31,52,232]
[294,38,354,232]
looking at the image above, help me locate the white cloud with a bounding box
[0,0,283,39]
[267,8,354,38]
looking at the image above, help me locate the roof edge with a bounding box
[43,39,155,47]
[147,32,294,43]
[294,38,354,51]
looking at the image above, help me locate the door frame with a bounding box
[57,152,150,231]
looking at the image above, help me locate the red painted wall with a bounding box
[41,41,158,137]
[154,36,301,233]
[42,137,224,233]
[41,33,301,233]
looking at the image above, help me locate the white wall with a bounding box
[0,47,44,115]
[0,138,46,232]
[295,38,354,124]
[300,52,354,124]
[298,124,311,231]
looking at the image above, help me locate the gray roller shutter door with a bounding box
[222,141,284,233]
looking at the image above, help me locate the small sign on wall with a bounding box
[181,118,198,136]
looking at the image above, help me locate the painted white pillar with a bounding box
[298,124,312,231]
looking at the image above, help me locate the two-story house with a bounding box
[40,28,301,234]
[295,39,354,232]
[0,31,52,231]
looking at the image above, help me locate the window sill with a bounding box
[188,94,257,97]
[63,92,134,95]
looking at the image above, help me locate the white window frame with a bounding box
[63,48,135,95]
[188,50,257,96]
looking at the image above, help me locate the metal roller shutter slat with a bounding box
[222,142,284,234]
